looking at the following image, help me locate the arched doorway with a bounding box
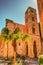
[26,44,28,56]
[25,41,28,56]
[33,41,37,58]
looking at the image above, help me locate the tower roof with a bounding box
[25,7,36,14]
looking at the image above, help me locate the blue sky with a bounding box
[0,0,39,33]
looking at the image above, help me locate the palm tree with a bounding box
[1,27,21,63]
[22,34,31,41]
[12,27,21,63]
[13,27,31,61]
[1,27,31,63]
[1,27,9,36]
[12,27,22,47]
[1,27,9,59]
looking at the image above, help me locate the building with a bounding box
[37,0,43,53]
[6,7,41,58]
[37,0,43,39]
[0,0,43,61]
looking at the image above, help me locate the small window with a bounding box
[31,10,33,12]
[34,41,36,44]
[19,43,21,46]
[32,27,35,34]
[42,39,43,41]
[32,17,34,21]
[33,41,37,58]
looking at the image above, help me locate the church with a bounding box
[0,0,43,61]
[5,0,43,58]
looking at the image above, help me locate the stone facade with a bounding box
[37,0,43,39]
[37,0,43,54]
[16,39,26,56]
[0,0,43,60]
[5,7,42,58]
[6,19,27,34]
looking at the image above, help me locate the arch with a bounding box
[25,41,28,56]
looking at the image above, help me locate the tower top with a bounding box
[25,7,37,24]
[25,7,36,14]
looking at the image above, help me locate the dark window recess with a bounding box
[32,17,34,21]
[42,39,43,41]
[19,43,21,46]
[31,10,33,12]
[25,42,28,56]
[32,27,35,34]
[34,41,36,45]
[33,41,37,58]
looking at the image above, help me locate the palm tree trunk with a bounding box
[12,41,16,63]
[14,50,16,63]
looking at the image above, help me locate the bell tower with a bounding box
[25,7,41,58]
[25,7,39,36]
[25,7,37,24]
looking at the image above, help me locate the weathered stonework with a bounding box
[5,6,42,58]
[0,0,43,61]
[37,0,43,54]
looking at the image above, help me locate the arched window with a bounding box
[19,43,21,46]
[32,27,35,34]
[32,17,34,21]
[34,41,36,46]
[33,41,37,58]
[25,41,28,56]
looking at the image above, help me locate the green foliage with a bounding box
[13,27,23,41]
[16,54,26,60]
[14,60,24,65]
[1,27,9,41]
[8,32,13,40]
[4,57,13,62]
[1,27,9,35]
[38,55,43,64]
[13,34,19,41]
[13,27,31,41]
[1,27,31,43]
[22,34,31,41]
[14,27,20,34]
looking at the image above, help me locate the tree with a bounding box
[12,27,31,53]
[12,27,21,63]
[1,27,10,59]
[13,27,31,61]
[22,34,31,41]
[12,27,20,47]
[1,27,31,63]
[1,27,9,36]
